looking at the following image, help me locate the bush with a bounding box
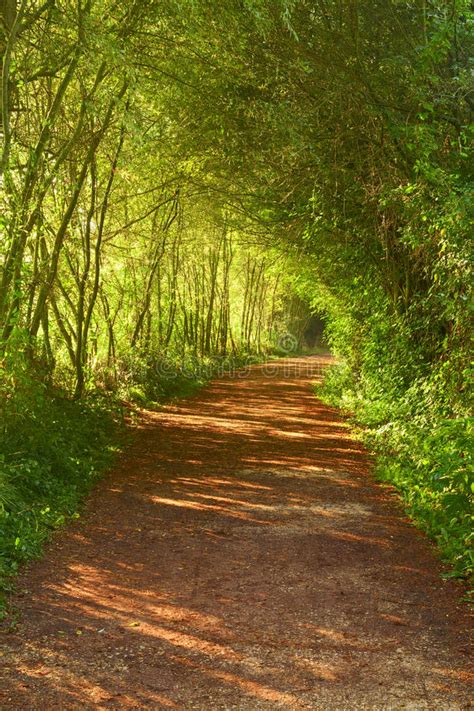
[0,357,122,612]
[117,349,267,407]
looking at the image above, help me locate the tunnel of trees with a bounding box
[0,1,472,596]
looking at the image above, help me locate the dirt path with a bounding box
[0,357,471,710]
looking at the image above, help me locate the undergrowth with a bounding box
[317,361,473,583]
[0,364,123,615]
[116,350,266,407]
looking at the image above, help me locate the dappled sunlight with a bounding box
[392,565,433,575]
[380,614,410,626]
[16,659,117,704]
[1,357,470,708]
[292,657,340,682]
[202,668,306,708]
[150,495,273,525]
[168,655,307,709]
[134,622,241,661]
[431,668,474,683]
[270,429,312,439]
[311,473,363,488]
[191,492,275,511]
[145,604,227,633]
[12,640,180,708]
[329,531,392,548]
[304,506,341,520]
[170,476,273,491]
[295,623,401,655]
[300,624,359,646]
[204,476,273,491]
[51,572,231,640]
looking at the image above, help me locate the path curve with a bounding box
[0,357,471,709]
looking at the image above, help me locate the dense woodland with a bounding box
[0,1,472,598]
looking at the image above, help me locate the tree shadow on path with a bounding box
[0,357,471,710]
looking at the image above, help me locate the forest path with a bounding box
[0,357,471,710]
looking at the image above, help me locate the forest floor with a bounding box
[0,356,471,710]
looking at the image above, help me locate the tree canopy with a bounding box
[0,1,472,579]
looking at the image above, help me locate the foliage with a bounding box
[117,349,267,407]
[319,353,473,578]
[0,339,121,610]
[1,0,472,587]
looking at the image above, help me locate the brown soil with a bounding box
[0,356,472,710]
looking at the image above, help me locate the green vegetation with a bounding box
[318,352,472,579]
[0,336,121,608]
[0,0,472,591]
